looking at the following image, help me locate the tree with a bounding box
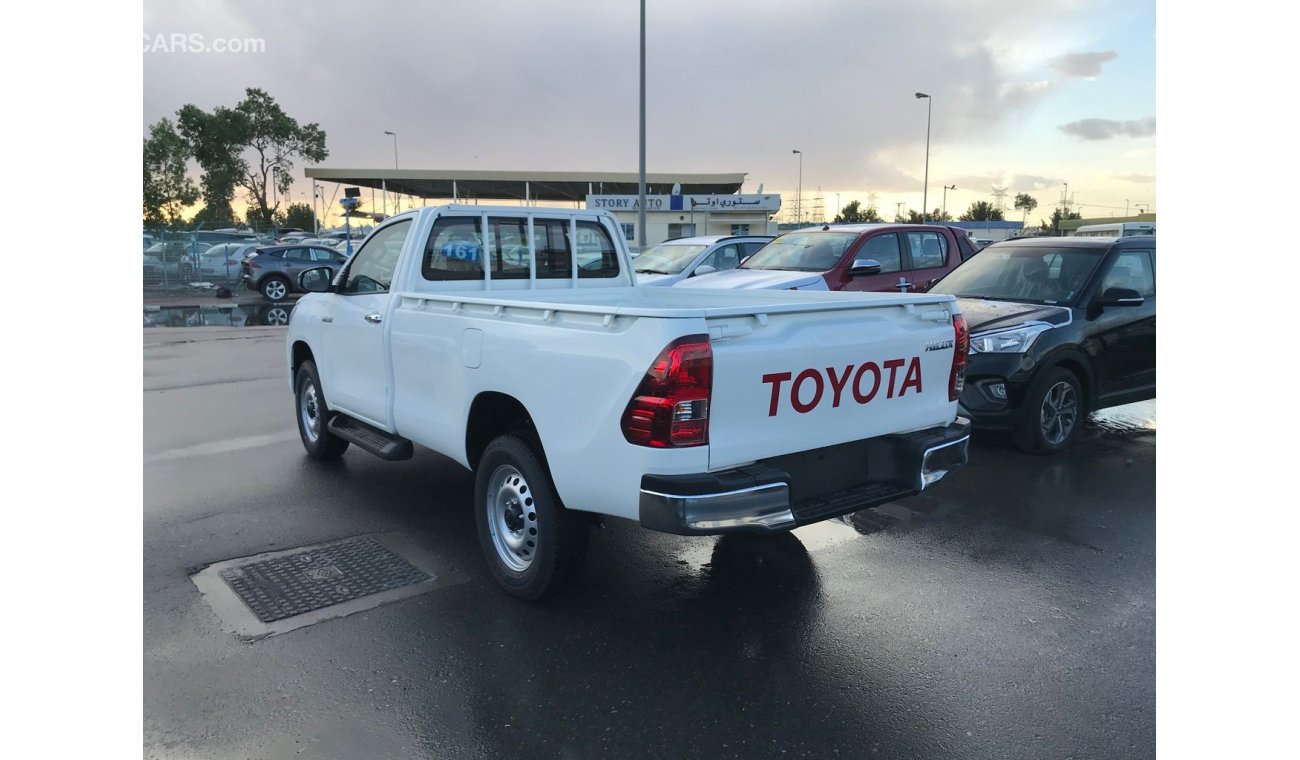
[176,103,247,224]
[177,88,328,226]
[284,202,316,232]
[959,201,1005,222]
[143,118,199,228]
[1014,193,1038,224]
[1040,207,1083,235]
[834,200,882,223]
[901,209,951,223]
[234,88,328,222]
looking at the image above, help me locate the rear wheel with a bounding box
[474,434,588,600]
[1012,367,1083,454]
[295,360,349,459]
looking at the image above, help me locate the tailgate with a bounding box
[707,301,959,470]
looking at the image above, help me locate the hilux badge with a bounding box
[925,339,954,352]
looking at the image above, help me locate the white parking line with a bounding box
[145,431,299,463]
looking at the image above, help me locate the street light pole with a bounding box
[943,184,955,219]
[792,149,802,224]
[637,0,647,252]
[385,130,398,169]
[916,92,931,223]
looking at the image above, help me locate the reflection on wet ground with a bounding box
[796,398,1156,551]
[144,302,294,328]
[1087,398,1156,433]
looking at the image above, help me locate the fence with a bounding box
[142,223,374,298]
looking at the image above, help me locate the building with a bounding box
[302,168,775,249]
[587,193,781,247]
[1060,213,1156,237]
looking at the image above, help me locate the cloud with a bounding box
[1059,117,1156,141]
[1049,51,1118,79]
[1115,172,1156,183]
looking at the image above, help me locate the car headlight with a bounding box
[968,323,1053,354]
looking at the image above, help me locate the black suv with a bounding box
[929,236,1155,453]
[241,245,351,301]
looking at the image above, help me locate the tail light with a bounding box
[949,314,969,402]
[621,335,712,447]
[247,260,261,269]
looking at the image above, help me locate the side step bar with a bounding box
[327,415,413,461]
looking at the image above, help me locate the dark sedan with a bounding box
[929,236,1155,453]
[241,245,351,301]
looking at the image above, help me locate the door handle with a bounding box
[364,313,383,324]
[321,316,333,323]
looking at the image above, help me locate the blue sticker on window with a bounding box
[441,240,481,262]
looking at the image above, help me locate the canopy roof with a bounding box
[304,168,746,202]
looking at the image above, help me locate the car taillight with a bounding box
[248,261,261,269]
[621,335,712,447]
[949,314,969,402]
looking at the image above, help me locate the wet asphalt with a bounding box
[144,327,1155,760]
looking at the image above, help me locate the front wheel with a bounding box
[295,360,350,460]
[1012,367,1083,454]
[261,276,290,301]
[474,435,588,600]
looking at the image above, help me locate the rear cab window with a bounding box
[422,215,621,282]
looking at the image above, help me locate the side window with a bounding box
[739,241,767,259]
[1101,251,1155,296]
[905,231,948,269]
[284,248,311,262]
[576,221,619,278]
[310,248,335,262]
[340,220,412,294]
[700,243,742,272]
[485,217,531,280]
[858,234,901,274]
[422,217,485,281]
[534,219,572,279]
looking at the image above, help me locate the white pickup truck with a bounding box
[286,205,971,599]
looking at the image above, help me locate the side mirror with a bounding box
[693,264,717,276]
[299,266,335,293]
[1099,287,1144,306]
[848,259,882,277]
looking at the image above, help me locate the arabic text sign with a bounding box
[586,195,781,213]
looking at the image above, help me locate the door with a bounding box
[1087,248,1156,404]
[318,219,414,427]
[903,229,955,292]
[840,232,908,293]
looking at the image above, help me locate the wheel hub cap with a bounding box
[1040,381,1078,445]
[486,465,538,572]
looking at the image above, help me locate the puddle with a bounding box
[1087,399,1156,434]
[144,302,294,328]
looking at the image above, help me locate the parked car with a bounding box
[631,235,773,286]
[143,241,197,285]
[675,223,977,293]
[242,244,352,301]
[286,205,970,598]
[928,236,1156,453]
[196,242,260,282]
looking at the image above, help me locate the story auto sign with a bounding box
[586,194,782,213]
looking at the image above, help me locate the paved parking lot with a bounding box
[144,327,1155,760]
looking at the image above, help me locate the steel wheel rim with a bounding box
[486,464,537,572]
[300,382,321,443]
[266,280,286,300]
[1039,380,1079,445]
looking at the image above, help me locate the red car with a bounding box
[676,223,977,293]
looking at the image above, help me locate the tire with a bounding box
[294,360,350,460]
[1012,366,1084,455]
[261,275,290,302]
[474,434,589,600]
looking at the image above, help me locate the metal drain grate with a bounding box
[218,537,431,623]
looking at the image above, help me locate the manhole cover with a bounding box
[218,537,430,622]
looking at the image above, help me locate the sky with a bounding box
[143,0,1156,226]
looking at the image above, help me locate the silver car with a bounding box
[631,235,773,286]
